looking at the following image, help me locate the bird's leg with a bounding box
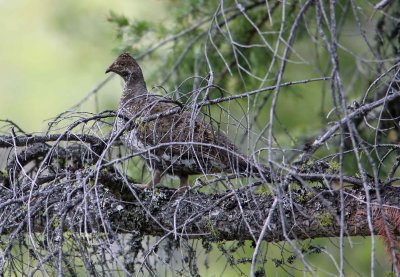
[178,175,189,190]
[135,169,162,189]
[147,169,162,188]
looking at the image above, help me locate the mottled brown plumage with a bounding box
[106,53,260,188]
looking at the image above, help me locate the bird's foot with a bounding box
[170,186,189,205]
[177,185,189,193]
[133,183,152,190]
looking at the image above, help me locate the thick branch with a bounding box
[0,133,105,148]
[2,172,387,242]
[96,184,395,242]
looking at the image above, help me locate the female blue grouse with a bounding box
[106,53,268,188]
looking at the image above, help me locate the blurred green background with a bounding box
[0,0,166,132]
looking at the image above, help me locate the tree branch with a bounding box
[102,184,395,242]
[2,170,394,243]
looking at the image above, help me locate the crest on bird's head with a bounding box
[105,53,143,82]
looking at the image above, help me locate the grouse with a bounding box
[106,53,267,188]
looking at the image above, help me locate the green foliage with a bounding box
[107,11,129,28]
[130,20,152,37]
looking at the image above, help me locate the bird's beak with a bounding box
[105,67,112,74]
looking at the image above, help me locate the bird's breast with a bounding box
[116,118,146,152]
[123,129,146,152]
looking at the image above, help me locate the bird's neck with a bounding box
[121,74,148,102]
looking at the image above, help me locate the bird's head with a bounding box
[105,53,143,82]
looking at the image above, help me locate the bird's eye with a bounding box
[121,71,130,77]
